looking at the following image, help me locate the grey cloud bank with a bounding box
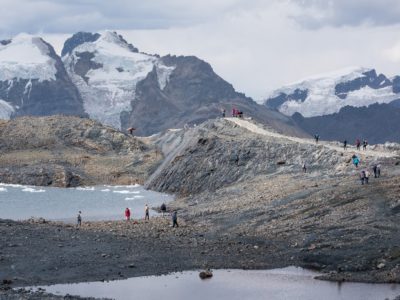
[290,0,400,28]
[2,0,400,100]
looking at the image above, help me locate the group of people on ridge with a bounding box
[355,139,368,151]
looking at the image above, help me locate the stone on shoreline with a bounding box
[199,270,213,279]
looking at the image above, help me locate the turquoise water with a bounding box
[0,183,172,222]
[37,267,400,300]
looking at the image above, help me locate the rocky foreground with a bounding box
[0,116,160,187]
[1,116,400,299]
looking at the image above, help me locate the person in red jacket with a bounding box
[125,207,131,221]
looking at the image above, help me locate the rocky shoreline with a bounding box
[2,169,400,298]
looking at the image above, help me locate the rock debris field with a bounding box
[1,116,400,299]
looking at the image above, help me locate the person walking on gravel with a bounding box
[360,170,366,185]
[364,170,370,184]
[352,155,360,168]
[172,211,179,228]
[302,162,307,173]
[343,139,347,150]
[160,203,167,217]
[77,211,82,227]
[145,204,150,221]
[125,207,131,221]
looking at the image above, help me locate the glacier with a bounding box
[265,67,400,117]
[0,33,57,82]
[63,31,176,129]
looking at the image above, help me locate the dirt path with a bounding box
[226,117,397,158]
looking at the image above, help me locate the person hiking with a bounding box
[372,164,380,178]
[352,155,360,168]
[343,140,347,150]
[160,203,167,217]
[355,139,361,150]
[144,204,150,221]
[360,170,366,185]
[232,107,237,117]
[376,164,381,178]
[363,139,368,150]
[172,211,179,228]
[302,162,307,173]
[127,127,135,135]
[125,207,131,221]
[314,134,319,144]
[221,108,226,118]
[77,211,82,227]
[364,170,370,184]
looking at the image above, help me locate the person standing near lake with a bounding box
[77,211,82,227]
[160,203,167,217]
[172,211,179,228]
[145,204,150,221]
[125,207,131,221]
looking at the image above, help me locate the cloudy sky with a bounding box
[1,0,400,100]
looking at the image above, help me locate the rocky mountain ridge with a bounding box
[146,117,399,196]
[0,116,159,187]
[0,31,304,138]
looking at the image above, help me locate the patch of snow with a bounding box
[22,187,45,193]
[124,195,144,200]
[75,187,95,191]
[0,33,56,81]
[113,190,138,194]
[0,187,7,192]
[266,67,400,117]
[156,63,175,90]
[0,99,14,119]
[64,31,175,129]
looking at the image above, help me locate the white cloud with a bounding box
[383,42,400,63]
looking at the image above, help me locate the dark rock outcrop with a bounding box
[335,69,392,99]
[61,32,101,57]
[266,89,308,110]
[125,55,305,137]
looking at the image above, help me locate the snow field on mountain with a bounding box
[0,34,56,82]
[266,67,400,117]
[0,100,14,119]
[64,31,175,129]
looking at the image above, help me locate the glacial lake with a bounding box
[36,267,400,300]
[0,183,172,222]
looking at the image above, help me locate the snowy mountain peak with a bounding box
[264,67,399,117]
[63,31,175,129]
[0,33,57,81]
